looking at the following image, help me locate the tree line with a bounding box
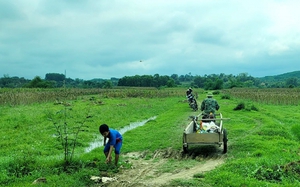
[0,72,299,89]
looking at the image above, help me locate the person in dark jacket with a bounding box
[200,92,220,118]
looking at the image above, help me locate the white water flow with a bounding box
[84,116,157,153]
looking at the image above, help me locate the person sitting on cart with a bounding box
[200,92,220,120]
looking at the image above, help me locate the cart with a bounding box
[182,113,228,153]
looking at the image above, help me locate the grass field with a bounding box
[0,87,299,186]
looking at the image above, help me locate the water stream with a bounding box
[84,116,157,153]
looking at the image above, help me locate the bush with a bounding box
[234,102,245,110]
[253,165,283,182]
[221,94,231,99]
[250,105,259,111]
[7,153,37,178]
[234,102,259,111]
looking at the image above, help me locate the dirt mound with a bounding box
[97,147,226,187]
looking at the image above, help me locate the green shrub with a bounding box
[193,173,205,178]
[7,153,37,178]
[0,170,9,186]
[250,105,259,111]
[234,102,258,111]
[252,165,283,182]
[234,102,245,110]
[221,94,230,99]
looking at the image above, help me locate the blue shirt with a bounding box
[108,129,122,146]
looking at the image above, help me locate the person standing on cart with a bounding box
[200,92,220,119]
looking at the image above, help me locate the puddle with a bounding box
[84,116,157,153]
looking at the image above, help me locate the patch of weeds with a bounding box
[193,173,205,178]
[119,160,132,169]
[252,150,263,157]
[234,102,259,111]
[71,168,99,187]
[252,165,283,182]
[59,159,97,174]
[291,124,300,141]
[245,104,259,111]
[221,94,231,99]
[212,90,220,95]
[254,161,300,183]
[250,104,259,111]
[97,162,119,173]
[234,102,245,110]
[144,154,153,160]
[0,169,10,186]
[7,152,37,178]
[281,160,300,180]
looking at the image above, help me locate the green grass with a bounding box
[202,96,300,187]
[0,88,299,186]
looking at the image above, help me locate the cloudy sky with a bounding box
[1,0,299,80]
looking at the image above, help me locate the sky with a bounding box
[1,0,300,80]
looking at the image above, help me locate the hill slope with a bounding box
[258,70,300,83]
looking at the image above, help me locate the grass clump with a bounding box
[252,165,284,182]
[291,124,300,141]
[221,94,231,99]
[233,101,259,111]
[233,102,245,110]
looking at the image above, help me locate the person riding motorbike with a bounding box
[186,88,193,104]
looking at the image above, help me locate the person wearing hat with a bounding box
[200,92,220,118]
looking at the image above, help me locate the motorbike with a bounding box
[187,94,198,111]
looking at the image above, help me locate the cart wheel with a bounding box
[223,128,228,154]
[183,135,188,153]
[183,145,188,153]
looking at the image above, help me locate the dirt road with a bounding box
[96,148,225,187]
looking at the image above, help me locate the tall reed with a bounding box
[223,88,300,105]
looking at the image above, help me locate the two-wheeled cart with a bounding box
[182,113,228,153]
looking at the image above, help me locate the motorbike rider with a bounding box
[186,87,193,103]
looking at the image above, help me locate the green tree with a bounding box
[103,80,113,88]
[45,73,66,87]
[45,73,65,82]
[285,77,298,88]
[193,75,205,88]
[167,79,175,87]
[25,76,54,88]
[244,80,254,87]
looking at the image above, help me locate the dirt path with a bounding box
[97,148,225,187]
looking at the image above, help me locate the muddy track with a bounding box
[97,147,226,187]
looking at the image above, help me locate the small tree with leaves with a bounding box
[47,72,91,170]
[47,102,91,169]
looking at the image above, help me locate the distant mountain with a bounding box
[258,70,300,83]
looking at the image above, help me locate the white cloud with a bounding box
[1,0,300,79]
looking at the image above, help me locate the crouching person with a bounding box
[99,124,123,166]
